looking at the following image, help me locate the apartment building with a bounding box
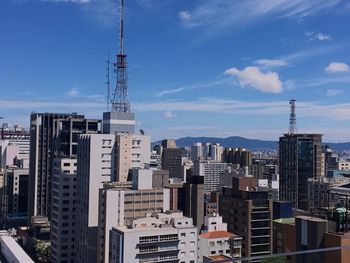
[109,211,198,263]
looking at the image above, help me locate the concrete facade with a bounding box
[193,160,227,192]
[97,170,170,263]
[109,212,198,263]
[220,177,273,262]
[76,134,116,263]
[50,158,77,263]
[115,134,150,182]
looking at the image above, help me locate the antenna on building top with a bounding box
[289,99,297,135]
[106,56,111,112]
[110,0,130,113]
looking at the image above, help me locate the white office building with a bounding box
[194,160,227,192]
[97,169,170,263]
[76,134,116,263]
[191,143,223,162]
[109,211,198,263]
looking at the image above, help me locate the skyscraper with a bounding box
[279,134,323,210]
[181,175,205,231]
[28,113,99,220]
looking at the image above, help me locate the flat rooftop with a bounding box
[0,235,34,263]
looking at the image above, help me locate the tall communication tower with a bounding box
[106,56,111,112]
[110,0,130,113]
[288,99,297,135]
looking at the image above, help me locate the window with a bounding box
[181,233,186,237]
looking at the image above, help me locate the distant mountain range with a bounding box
[153,136,350,152]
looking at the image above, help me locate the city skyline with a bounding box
[1,0,350,142]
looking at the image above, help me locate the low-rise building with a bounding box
[109,211,197,263]
[0,231,34,263]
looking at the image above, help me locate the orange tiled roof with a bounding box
[207,255,232,262]
[200,231,235,239]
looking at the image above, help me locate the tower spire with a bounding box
[110,0,130,113]
[288,99,297,135]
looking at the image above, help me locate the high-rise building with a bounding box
[223,148,252,167]
[0,125,30,169]
[97,169,170,263]
[193,159,227,192]
[161,139,177,149]
[191,142,223,161]
[162,148,183,179]
[75,133,116,263]
[220,177,273,262]
[3,167,29,227]
[28,113,99,220]
[181,175,205,231]
[115,133,150,182]
[50,158,77,263]
[279,134,323,210]
[109,211,198,263]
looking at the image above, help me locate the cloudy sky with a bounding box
[1,0,350,142]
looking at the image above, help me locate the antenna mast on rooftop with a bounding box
[106,56,111,112]
[110,0,130,113]
[288,99,297,135]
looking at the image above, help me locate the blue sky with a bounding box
[1,0,350,142]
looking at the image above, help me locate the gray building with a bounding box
[181,175,205,231]
[102,111,135,134]
[162,148,183,180]
[4,167,29,227]
[295,216,328,263]
[50,158,77,263]
[279,134,323,210]
[28,113,99,220]
[220,177,273,262]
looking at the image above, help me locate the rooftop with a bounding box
[200,231,237,239]
[205,255,233,262]
[0,235,34,263]
[273,218,295,225]
[296,215,328,223]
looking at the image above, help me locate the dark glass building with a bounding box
[279,134,323,210]
[28,113,100,220]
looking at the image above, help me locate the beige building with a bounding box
[115,134,150,182]
[97,169,170,263]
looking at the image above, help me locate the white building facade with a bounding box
[109,212,198,263]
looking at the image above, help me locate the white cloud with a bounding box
[325,62,350,73]
[156,79,229,97]
[255,59,287,67]
[163,110,177,119]
[179,0,343,31]
[305,31,332,41]
[66,88,79,97]
[224,66,283,94]
[179,11,192,23]
[326,89,344,96]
